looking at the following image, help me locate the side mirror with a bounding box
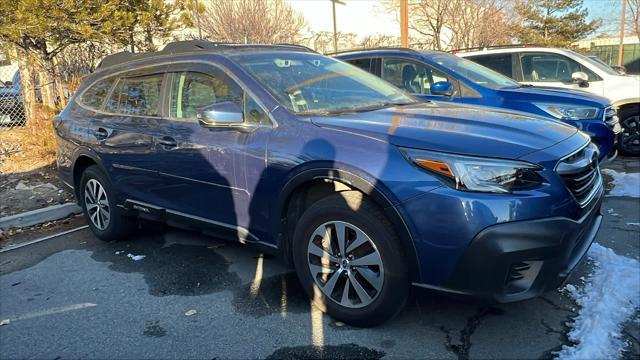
[611,65,627,75]
[431,81,454,96]
[3,80,12,87]
[571,71,589,87]
[197,101,243,127]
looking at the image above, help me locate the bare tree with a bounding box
[359,34,401,48]
[196,0,306,44]
[301,31,358,53]
[628,0,640,41]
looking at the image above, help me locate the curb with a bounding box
[0,203,82,230]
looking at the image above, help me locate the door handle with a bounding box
[158,136,177,149]
[94,127,110,140]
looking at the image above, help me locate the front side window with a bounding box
[520,53,598,82]
[346,58,372,73]
[105,74,163,116]
[430,54,520,90]
[169,71,242,119]
[231,52,416,115]
[81,77,116,110]
[244,93,270,125]
[382,58,453,95]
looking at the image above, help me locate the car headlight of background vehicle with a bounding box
[400,148,543,193]
[533,103,599,120]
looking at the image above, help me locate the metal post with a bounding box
[331,0,345,53]
[618,0,627,66]
[400,0,408,47]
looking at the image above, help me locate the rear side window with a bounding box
[169,71,242,119]
[468,54,513,78]
[80,78,116,110]
[346,58,373,73]
[105,74,164,116]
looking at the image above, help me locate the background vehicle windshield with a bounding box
[431,54,520,89]
[232,52,417,114]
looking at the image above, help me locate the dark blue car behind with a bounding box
[335,48,621,162]
[55,41,603,326]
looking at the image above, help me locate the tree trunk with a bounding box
[15,50,37,124]
[38,65,57,110]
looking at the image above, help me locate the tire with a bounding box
[292,191,409,327]
[79,165,135,241]
[618,105,640,156]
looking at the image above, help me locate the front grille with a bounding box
[603,106,622,134]
[556,143,602,207]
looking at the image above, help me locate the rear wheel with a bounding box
[618,105,640,156]
[292,191,409,327]
[80,165,135,241]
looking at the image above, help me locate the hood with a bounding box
[497,86,610,107]
[311,102,578,159]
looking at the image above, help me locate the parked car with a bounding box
[56,41,604,326]
[455,46,640,155]
[334,48,620,161]
[0,71,25,126]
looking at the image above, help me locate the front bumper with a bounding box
[419,189,603,303]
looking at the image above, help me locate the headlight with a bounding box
[400,148,543,193]
[533,103,598,120]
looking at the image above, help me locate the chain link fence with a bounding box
[0,62,27,130]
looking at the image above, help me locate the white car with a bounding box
[457,47,640,155]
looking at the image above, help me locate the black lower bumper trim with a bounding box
[432,195,603,303]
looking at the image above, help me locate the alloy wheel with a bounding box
[84,179,110,230]
[307,221,384,308]
[621,115,640,154]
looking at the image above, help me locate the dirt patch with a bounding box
[0,163,74,217]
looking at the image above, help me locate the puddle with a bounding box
[90,236,242,296]
[232,272,309,317]
[266,344,385,360]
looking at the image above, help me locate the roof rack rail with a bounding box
[449,44,541,54]
[97,40,317,69]
[325,46,419,56]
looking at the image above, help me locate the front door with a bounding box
[380,57,460,103]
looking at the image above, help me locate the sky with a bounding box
[287,0,626,40]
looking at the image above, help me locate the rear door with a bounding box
[89,68,167,204]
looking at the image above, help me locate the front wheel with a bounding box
[292,191,409,327]
[618,105,640,156]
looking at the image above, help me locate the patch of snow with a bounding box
[184,309,197,316]
[126,253,145,261]
[14,181,59,191]
[627,222,640,227]
[602,169,640,198]
[0,319,9,326]
[556,243,640,360]
[606,208,620,216]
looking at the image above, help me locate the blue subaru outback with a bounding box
[335,48,621,162]
[56,41,603,326]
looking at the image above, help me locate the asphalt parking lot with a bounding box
[1,158,638,360]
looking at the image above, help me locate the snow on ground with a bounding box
[601,169,640,198]
[556,243,640,360]
[126,253,146,261]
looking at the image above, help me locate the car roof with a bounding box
[456,47,572,57]
[97,40,317,70]
[331,47,445,57]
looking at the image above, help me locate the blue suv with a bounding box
[56,41,603,326]
[335,48,621,162]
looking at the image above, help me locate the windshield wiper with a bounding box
[520,83,534,88]
[298,101,418,116]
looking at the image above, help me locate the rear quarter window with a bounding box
[79,78,116,110]
[468,54,513,78]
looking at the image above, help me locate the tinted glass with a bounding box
[231,52,416,115]
[169,71,242,119]
[81,78,116,110]
[430,54,519,89]
[382,58,453,95]
[469,54,512,77]
[105,74,163,116]
[346,58,372,72]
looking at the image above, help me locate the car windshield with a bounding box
[231,52,418,115]
[429,53,520,90]
[566,50,620,76]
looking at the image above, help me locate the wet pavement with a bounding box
[0,159,638,359]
